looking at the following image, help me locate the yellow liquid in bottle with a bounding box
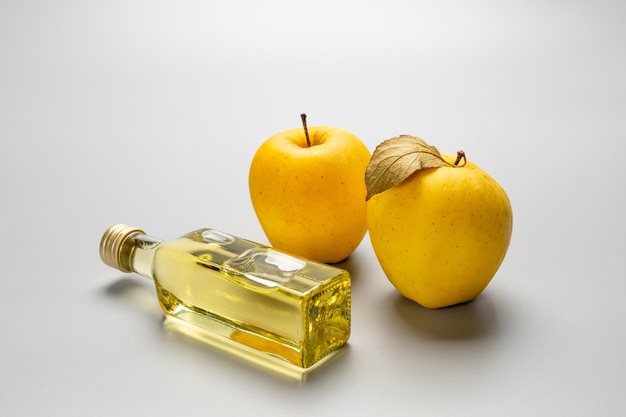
[151,229,351,372]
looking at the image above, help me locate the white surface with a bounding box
[2,0,625,415]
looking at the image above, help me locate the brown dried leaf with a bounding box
[365,135,443,201]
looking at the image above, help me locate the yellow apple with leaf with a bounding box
[249,114,371,263]
[366,135,513,308]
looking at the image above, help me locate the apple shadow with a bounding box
[391,291,499,341]
[335,257,360,280]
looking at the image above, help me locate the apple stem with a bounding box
[454,150,467,167]
[300,113,311,147]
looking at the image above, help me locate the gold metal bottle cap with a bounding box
[100,224,145,272]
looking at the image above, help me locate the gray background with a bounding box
[2,0,625,415]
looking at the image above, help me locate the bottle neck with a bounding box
[120,233,162,279]
[100,224,162,279]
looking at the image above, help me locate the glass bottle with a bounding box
[99,224,351,378]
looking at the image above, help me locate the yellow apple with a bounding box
[366,135,513,308]
[249,115,371,263]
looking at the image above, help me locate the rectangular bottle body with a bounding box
[151,229,351,369]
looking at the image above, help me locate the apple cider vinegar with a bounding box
[100,225,351,378]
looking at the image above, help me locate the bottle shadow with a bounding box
[389,291,500,341]
[103,276,163,323]
[105,276,146,296]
